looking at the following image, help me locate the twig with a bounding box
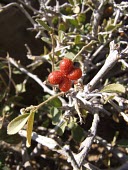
[19,130,80,170]
[17,0,40,14]
[19,129,99,170]
[7,57,55,95]
[1,3,37,27]
[76,113,100,168]
[72,40,96,61]
[91,0,106,37]
[86,41,120,92]
[109,100,128,122]
[63,145,80,170]
[95,135,128,164]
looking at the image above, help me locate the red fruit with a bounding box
[59,77,72,92]
[59,58,73,75]
[67,67,82,80]
[48,71,64,85]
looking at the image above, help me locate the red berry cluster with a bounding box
[48,58,82,92]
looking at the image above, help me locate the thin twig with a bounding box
[1,3,37,27]
[7,57,55,95]
[76,113,100,167]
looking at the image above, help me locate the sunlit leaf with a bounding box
[75,35,81,44]
[103,95,115,104]
[7,113,29,135]
[65,52,75,60]
[16,83,26,93]
[73,6,80,14]
[101,84,126,93]
[26,111,35,147]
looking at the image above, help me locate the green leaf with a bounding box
[50,107,62,125]
[36,19,52,32]
[58,30,65,43]
[68,19,78,27]
[101,84,126,93]
[7,113,29,135]
[49,97,62,108]
[68,0,74,5]
[65,52,75,60]
[75,35,81,44]
[105,19,122,32]
[26,111,35,147]
[58,23,67,32]
[41,37,52,44]
[50,107,59,117]
[77,13,86,24]
[57,121,67,135]
[52,112,62,125]
[98,34,104,43]
[71,123,84,142]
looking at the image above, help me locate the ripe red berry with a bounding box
[59,58,73,75]
[59,77,72,92]
[48,71,64,85]
[67,67,82,80]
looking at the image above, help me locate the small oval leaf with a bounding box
[26,112,35,147]
[36,19,52,32]
[7,113,29,135]
[101,84,126,93]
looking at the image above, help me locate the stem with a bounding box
[35,92,64,110]
[72,40,96,61]
[51,33,55,71]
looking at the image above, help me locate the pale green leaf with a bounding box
[7,113,29,135]
[16,83,26,93]
[75,35,81,44]
[58,30,65,43]
[41,37,52,44]
[65,52,75,60]
[103,95,115,104]
[36,19,52,32]
[101,84,126,93]
[26,112,35,147]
